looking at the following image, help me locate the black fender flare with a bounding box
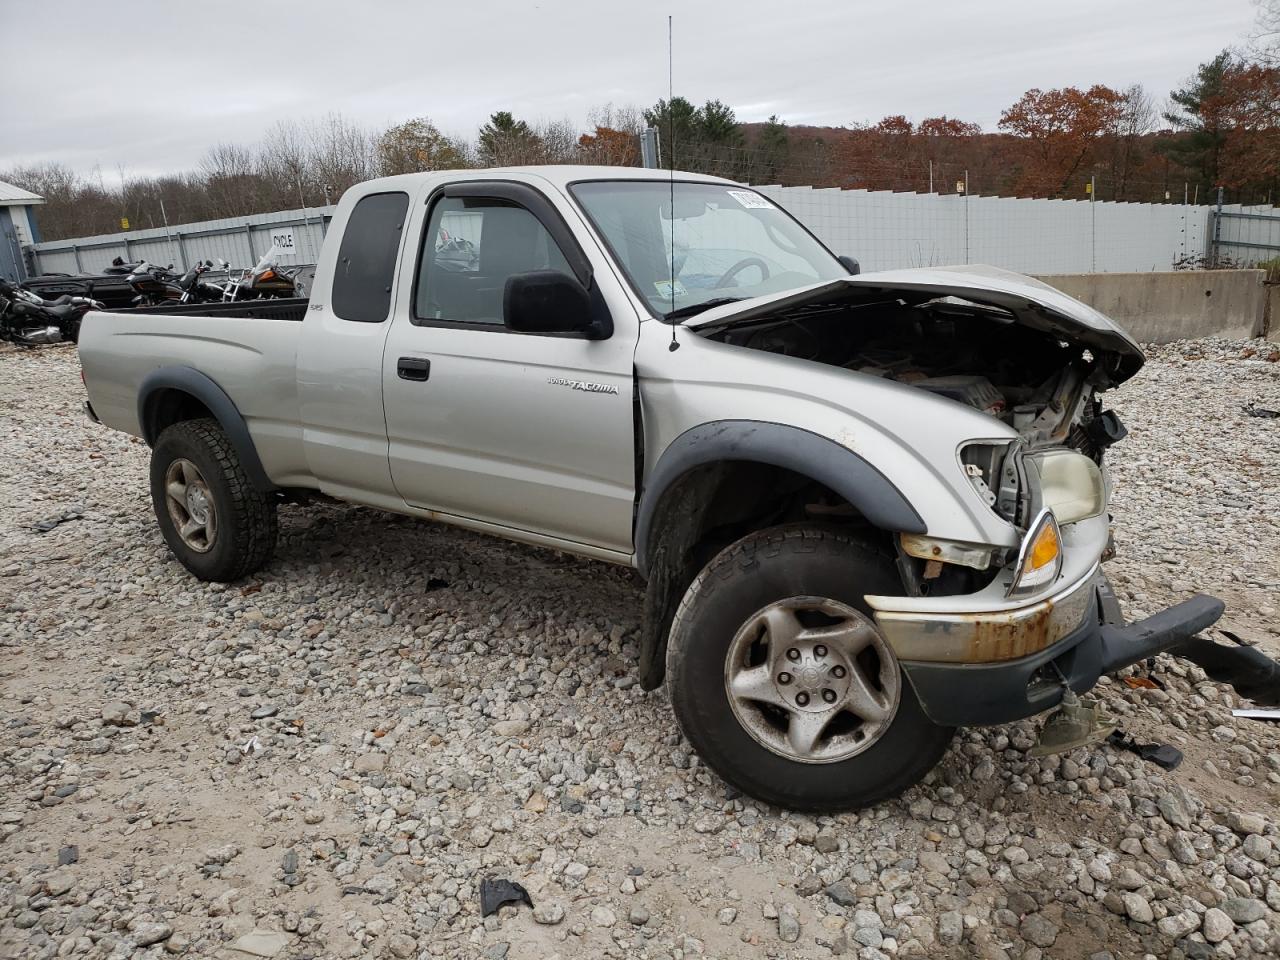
[136,366,276,493]
[634,420,925,574]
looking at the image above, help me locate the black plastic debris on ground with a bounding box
[479,877,533,917]
[33,508,84,533]
[1107,731,1183,770]
[1243,403,1280,419]
[1176,634,1280,706]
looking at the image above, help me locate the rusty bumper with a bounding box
[872,564,1100,664]
[894,580,1224,727]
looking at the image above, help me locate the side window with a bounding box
[331,191,409,323]
[414,196,572,326]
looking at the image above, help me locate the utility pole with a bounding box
[1090,174,1096,273]
[1211,185,1224,267]
[640,128,661,169]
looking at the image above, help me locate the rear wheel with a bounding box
[667,525,955,811]
[149,418,277,582]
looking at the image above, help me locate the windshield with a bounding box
[570,180,847,319]
[252,244,286,276]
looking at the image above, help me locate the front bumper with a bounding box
[899,578,1224,726]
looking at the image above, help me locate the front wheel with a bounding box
[149,418,277,582]
[666,525,955,811]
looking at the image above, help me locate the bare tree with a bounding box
[307,113,376,203]
[1108,84,1156,198]
[1254,0,1280,63]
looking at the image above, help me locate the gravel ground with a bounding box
[1,340,1278,960]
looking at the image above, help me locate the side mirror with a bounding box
[838,255,861,276]
[503,270,608,339]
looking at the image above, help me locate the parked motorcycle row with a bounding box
[120,246,302,308]
[4,246,302,347]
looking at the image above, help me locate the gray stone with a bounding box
[1157,912,1199,939]
[1019,914,1059,948]
[101,700,136,726]
[778,904,801,943]
[825,881,856,906]
[130,922,173,947]
[1226,811,1267,836]
[492,720,530,737]
[353,752,387,773]
[532,902,566,925]
[938,911,963,946]
[1156,788,1195,828]
[1202,907,1233,943]
[1122,892,1153,924]
[387,934,417,958]
[1221,897,1266,924]
[628,906,650,926]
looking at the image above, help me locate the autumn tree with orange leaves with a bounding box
[997,85,1125,196]
[577,126,640,166]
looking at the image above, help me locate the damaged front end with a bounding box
[685,266,1270,725]
[692,264,1142,598]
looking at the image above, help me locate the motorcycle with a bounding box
[126,261,184,306]
[218,246,298,301]
[0,278,103,346]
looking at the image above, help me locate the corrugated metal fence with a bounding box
[27,207,333,277]
[23,186,1280,278]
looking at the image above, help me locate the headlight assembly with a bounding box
[1026,449,1106,525]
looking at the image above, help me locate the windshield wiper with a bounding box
[662,297,744,322]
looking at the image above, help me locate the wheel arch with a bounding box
[635,420,925,576]
[137,366,276,493]
[633,420,925,690]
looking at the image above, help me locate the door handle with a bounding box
[397,357,431,381]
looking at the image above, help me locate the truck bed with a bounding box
[78,302,311,487]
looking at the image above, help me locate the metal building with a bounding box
[0,179,45,282]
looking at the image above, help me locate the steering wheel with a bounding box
[714,257,770,289]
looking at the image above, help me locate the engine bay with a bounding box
[705,295,1126,461]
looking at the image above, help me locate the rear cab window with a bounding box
[332,192,410,323]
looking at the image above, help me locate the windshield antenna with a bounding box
[667,14,679,352]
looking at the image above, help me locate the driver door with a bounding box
[381,180,639,556]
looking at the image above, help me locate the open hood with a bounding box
[686,264,1145,383]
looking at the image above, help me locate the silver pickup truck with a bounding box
[78,166,1225,810]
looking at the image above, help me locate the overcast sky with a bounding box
[0,0,1264,183]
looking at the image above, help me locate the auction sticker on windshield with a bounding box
[654,279,689,298]
[726,190,774,209]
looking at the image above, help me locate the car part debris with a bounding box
[1121,676,1162,690]
[1106,731,1183,770]
[32,508,84,533]
[1232,708,1280,720]
[1029,690,1116,757]
[1242,402,1279,419]
[479,877,533,917]
[1171,634,1280,706]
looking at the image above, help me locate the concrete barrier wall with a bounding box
[1036,270,1270,344]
